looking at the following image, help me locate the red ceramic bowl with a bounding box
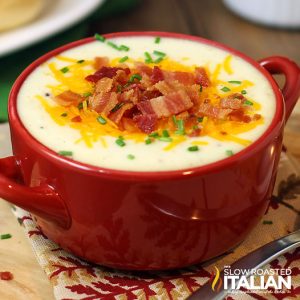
[1,32,300,270]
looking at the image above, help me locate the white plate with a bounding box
[0,0,104,57]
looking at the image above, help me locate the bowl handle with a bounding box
[0,156,71,228]
[259,56,300,121]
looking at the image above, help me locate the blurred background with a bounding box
[0,0,300,157]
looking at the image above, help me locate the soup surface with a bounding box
[18,35,276,171]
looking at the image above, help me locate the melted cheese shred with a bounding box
[39,54,264,150]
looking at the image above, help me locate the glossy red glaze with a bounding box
[1,32,300,270]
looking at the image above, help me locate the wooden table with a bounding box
[0,0,300,299]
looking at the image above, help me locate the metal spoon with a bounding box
[187,229,300,300]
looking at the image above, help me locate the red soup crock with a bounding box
[1,32,300,270]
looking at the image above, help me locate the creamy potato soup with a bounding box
[18,35,276,171]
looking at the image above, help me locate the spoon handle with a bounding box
[187,230,300,300]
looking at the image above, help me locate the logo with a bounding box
[211,266,292,295]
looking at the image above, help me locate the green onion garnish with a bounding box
[200,85,203,92]
[127,154,135,160]
[154,57,164,64]
[263,220,273,225]
[83,92,92,97]
[188,146,199,152]
[107,41,119,50]
[175,119,185,135]
[129,73,142,82]
[119,44,130,51]
[244,100,253,106]
[0,233,12,240]
[144,52,153,63]
[116,138,126,147]
[228,80,241,84]
[193,125,199,130]
[58,150,73,157]
[77,59,85,64]
[145,138,152,144]
[221,86,231,92]
[158,137,173,142]
[226,150,234,156]
[241,90,247,95]
[149,132,159,138]
[119,56,129,63]
[97,116,107,125]
[198,117,204,122]
[162,130,170,137]
[94,33,106,42]
[60,67,69,74]
[154,37,161,44]
[153,50,166,57]
[117,85,122,93]
[111,102,125,113]
[61,112,68,117]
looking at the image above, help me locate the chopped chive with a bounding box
[119,44,130,51]
[158,137,173,142]
[119,56,129,63]
[58,150,73,157]
[200,85,203,92]
[153,50,166,57]
[154,57,164,64]
[127,154,135,160]
[60,67,69,74]
[144,52,153,63]
[193,125,199,130]
[145,138,152,144]
[94,33,106,42]
[244,100,253,106]
[241,90,247,95]
[228,80,241,84]
[60,112,68,117]
[175,119,185,135]
[107,41,120,50]
[221,86,231,92]
[154,37,161,44]
[162,130,170,137]
[97,116,107,125]
[77,59,85,64]
[172,115,177,124]
[116,138,126,147]
[263,220,273,225]
[78,102,83,110]
[188,146,199,152]
[226,150,234,156]
[129,73,142,82]
[0,233,12,240]
[83,92,92,97]
[117,85,122,93]
[198,117,204,122]
[111,102,125,113]
[149,132,159,138]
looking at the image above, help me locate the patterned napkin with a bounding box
[11,151,300,300]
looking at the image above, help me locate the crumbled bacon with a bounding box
[151,66,164,83]
[220,93,245,110]
[85,67,130,83]
[54,91,84,106]
[163,70,195,85]
[109,102,134,124]
[195,67,210,87]
[0,272,13,281]
[198,102,232,119]
[94,57,109,70]
[134,114,157,133]
[71,116,82,122]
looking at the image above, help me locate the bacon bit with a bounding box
[109,102,134,124]
[90,92,118,115]
[253,114,261,120]
[138,90,193,118]
[195,67,210,87]
[94,56,109,70]
[121,118,140,132]
[141,90,162,102]
[54,91,84,106]
[229,109,251,123]
[0,272,13,281]
[71,116,82,122]
[151,66,164,83]
[188,127,201,137]
[198,102,232,120]
[94,78,114,94]
[220,93,245,110]
[85,67,130,83]
[134,114,157,133]
[135,62,152,76]
[163,70,195,85]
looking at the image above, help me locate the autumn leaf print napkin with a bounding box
[11,151,300,300]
